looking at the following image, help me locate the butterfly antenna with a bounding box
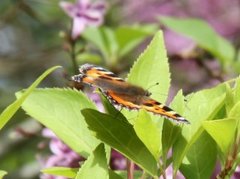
[147,82,159,91]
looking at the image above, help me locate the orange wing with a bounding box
[72,64,190,124]
[140,98,189,123]
[105,91,189,124]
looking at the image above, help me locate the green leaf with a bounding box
[41,167,78,178]
[229,101,240,134]
[233,77,240,103]
[225,84,235,115]
[83,27,118,61]
[127,30,170,103]
[172,84,226,174]
[115,24,157,57]
[0,66,61,130]
[109,170,142,179]
[134,110,162,160]
[81,109,158,177]
[76,143,109,179]
[109,170,124,179]
[159,16,235,66]
[180,131,217,179]
[162,90,185,164]
[0,170,7,179]
[17,88,99,157]
[203,118,236,154]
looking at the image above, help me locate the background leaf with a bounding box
[127,30,170,103]
[233,78,240,103]
[173,84,226,174]
[81,109,158,177]
[115,24,157,57]
[133,110,162,160]
[0,66,61,130]
[180,131,217,179]
[162,90,185,164]
[203,119,236,154]
[76,143,109,179]
[83,27,118,60]
[17,88,99,158]
[229,101,240,136]
[0,170,7,179]
[159,16,235,67]
[41,167,78,178]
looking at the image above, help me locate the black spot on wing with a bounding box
[143,102,154,107]
[105,73,118,77]
[174,113,181,117]
[162,105,173,112]
[153,101,161,105]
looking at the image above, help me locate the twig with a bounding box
[127,159,134,179]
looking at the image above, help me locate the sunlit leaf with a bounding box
[0,66,61,130]
[203,118,236,154]
[41,167,78,178]
[0,170,7,179]
[134,110,162,160]
[127,30,170,102]
[159,16,235,67]
[76,144,109,179]
[17,88,99,157]
[172,84,226,174]
[162,90,185,164]
[180,132,217,179]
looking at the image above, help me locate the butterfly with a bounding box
[72,63,190,124]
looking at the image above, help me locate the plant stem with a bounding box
[216,132,240,178]
[127,159,134,179]
[70,40,78,75]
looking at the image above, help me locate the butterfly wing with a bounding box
[72,64,148,96]
[104,90,189,124]
[72,64,189,124]
[140,97,189,124]
[103,90,141,110]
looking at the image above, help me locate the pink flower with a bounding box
[40,129,82,179]
[59,0,107,39]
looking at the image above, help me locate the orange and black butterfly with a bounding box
[72,64,190,124]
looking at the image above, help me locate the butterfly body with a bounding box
[72,64,190,124]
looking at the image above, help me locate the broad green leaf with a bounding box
[76,143,109,179]
[229,101,240,119]
[17,88,99,157]
[229,101,240,133]
[81,109,158,177]
[76,52,102,64]
[0,170,7,179]
[83,27,118,61]
[203,118,236,154]
[109,170,142,179]
[0,66,61,130]
[159,16,235,66]
[173,84,226,174]
[162,90,185,164]
[115,24,157,57]
[180,131,217,179]
[225,84,234,115]
[127,30,170,103]
[134,110,162,160]
[233,78,240,103]
[41,167,78,178]
[109,170,124,179]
